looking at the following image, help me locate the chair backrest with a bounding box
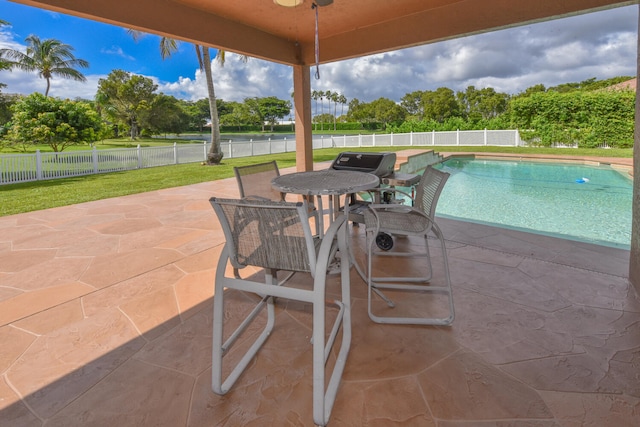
[233,160,284,201]
[210,197,317,274]
[414,166,450,219]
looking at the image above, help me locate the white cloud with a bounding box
[101,45,136,61]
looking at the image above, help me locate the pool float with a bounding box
[575,177,590,184]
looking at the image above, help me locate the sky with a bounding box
[0,1,638,108]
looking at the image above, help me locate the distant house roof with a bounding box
[606,78,637,92]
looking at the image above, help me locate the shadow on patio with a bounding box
[1,171,639,426]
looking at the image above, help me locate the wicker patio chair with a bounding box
[362,166,455,325]
[209,197,351,426]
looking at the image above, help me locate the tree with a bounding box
[180,99,209,132]
[346,97,405,127]
[95,69,157,139]
[0,20,11,72]
[256,96,292,131]
[346,98,368,122]
[400,91,425,119]
[219,101,254,130]
[422,87,461,122]
[7,93,102,152]
[128,30,249,165]
[0,35,88,97]
[329,91,341,130]
[514,83,546,98]
[140,93,189,135]
[369,97,406,126]
[311,90,321,130]
[457,86,508,121]
[337,93,347,121]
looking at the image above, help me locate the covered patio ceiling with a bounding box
[11,0,637,66]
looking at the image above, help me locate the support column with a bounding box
[630,4,640,293]
[293,64,313,172]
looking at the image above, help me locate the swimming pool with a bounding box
[435,157,633,248]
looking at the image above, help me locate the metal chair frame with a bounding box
[210,197,351,426]
[362,166,455,325]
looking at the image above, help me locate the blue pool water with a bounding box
[435,158,633,248]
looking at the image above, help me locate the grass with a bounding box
[0,146,633,217]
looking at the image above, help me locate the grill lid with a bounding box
[330,152,396,177]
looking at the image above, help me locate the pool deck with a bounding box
[1,154,639,426]
[396,149,634,176]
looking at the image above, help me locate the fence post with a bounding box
[410,131,413,146]
[390,132,393,146]
[173,142,178,164]
[137,145,142,169]
[456,129,460,145]
[36,150,42,181]
[203,141,207,161]
[432,129,435,145]
[515,130,520,146]
[484,128,488,146]
[373,133,376,146]
[92,146,99,173]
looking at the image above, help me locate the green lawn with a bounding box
[0,146,633,217]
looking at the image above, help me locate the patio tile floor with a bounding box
[1,164,638,426]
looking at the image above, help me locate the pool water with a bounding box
[434,158,633,248]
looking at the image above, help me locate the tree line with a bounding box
[344,76,635,148]
[2,73,634,152]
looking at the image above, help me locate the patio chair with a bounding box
[234,160,320,235]
[234,160,286,201]
[209,197,351,427]
[362,165,455,325]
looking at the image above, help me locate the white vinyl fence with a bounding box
[1,130,521,185]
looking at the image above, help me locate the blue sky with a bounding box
[0,1,638,106]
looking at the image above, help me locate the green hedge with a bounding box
[510,90,634,148]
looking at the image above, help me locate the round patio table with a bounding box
[272,169,380,231]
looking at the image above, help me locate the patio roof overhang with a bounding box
[10,0,636,66]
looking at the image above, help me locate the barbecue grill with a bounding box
[329,152,420,226]
[330,151,420,187]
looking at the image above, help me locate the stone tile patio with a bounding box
[1,162,638,426]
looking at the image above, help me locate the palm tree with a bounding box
[0,20,10,73]
[311,90,320,131]
[319,90,326,131]
[128,30,245,165]
[338,93,347,120]
[329,91,340,130]
[0,35,88,97]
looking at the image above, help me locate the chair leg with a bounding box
[211,250,276,395]
[366,227,455,326]
[312,227,352,426]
